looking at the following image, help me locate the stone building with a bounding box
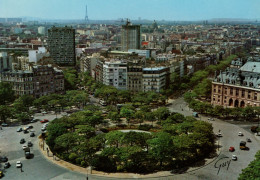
[0,65,64,97]
[211,61,260,107]
[127,65,143,92]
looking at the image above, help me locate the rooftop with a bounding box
[240,62,260,73]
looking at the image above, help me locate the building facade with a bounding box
[211,62,260,107]
[121,23,141,51]
[142,67,170,93]
[127,65,143,92]
[0,52,12,72]
[0,65,64,97]
[103,60,128,90]
[47,26,75,66]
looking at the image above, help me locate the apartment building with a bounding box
[0,65,64,97]
[47,26,75,66]
[142,67,170,93]
[103,60,128,90]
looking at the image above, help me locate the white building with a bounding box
[0,52,12,72]
[38,26,46,35]
[128,49,150,58]
[103,60,128,90]
[29,47,49,63]
[142,67,170,93]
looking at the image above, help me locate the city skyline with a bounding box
[0,0,260,21]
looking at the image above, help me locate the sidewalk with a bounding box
[38,138,221,179]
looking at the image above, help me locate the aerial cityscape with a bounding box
[0,0,260,180]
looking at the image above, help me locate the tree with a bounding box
[63,68,79,90]
[193,79,212,98]
[105,131,124,148]
[147,132,174,167]
[238,150,260,180]
[154,107,170,124]
[46,122,67,150]
[120,107,134,126]
[0,82,15,105]
[108,111,122,125]
[242,106,255,121]
[0,105,12,123]
[134,110,144,125]
[54,133,78,153]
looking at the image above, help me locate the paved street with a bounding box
[0,97,260,180]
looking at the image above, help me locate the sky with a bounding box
[0,0,259,21]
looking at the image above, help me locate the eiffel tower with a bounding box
[85,4,89,24]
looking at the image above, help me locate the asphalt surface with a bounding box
[0,97,259,180]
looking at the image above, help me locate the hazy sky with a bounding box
[0,0,259,20]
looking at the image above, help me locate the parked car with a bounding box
[16,161,22,168]
[20,138,25,144]
[238,132,244,136]
[30,132,35,137]
[4,162,10,169]
[22,145,28,150]
[232,155,237,161]
[208,118,214,121]
[0,170,3,178]
[17,127,23,132]
[0,156,8,162]
[23,129,29,134]
[40,119,49,123]
[27,141,33,147]
[28,125,33,129]
[41,127,46,131]
[246,138,252,142]
[1,123,8,127]
[229,146,235,152]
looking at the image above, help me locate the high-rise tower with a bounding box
[121,20,141,51]
[47,26,75,66]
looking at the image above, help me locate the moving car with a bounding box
[246,138,252,142]
[216,132,222,137]
[40,119,49,123]
[17,127,23,132]
[20,138,25,144]
[232,155,237,161]
[229,146,235,152]
[238,132,244,136]
[16,161,22,168]
[30,132,35,137]
[0,157,8,162]
[4,162,10,169]
[240,141,247,150]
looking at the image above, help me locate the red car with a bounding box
[229,146,235,152]
[40,119,49,123]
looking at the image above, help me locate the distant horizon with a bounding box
[1,16,260,22]
[0,0,259,21]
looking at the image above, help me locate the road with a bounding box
[167,97,260,180]
[0,97,260,180]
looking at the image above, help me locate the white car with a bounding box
[232,155,237,161]
[16,161,22,168]
[238,132,244,136]
[22,145,27,150]
[216,132,222,137]
[41,127,46,131]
